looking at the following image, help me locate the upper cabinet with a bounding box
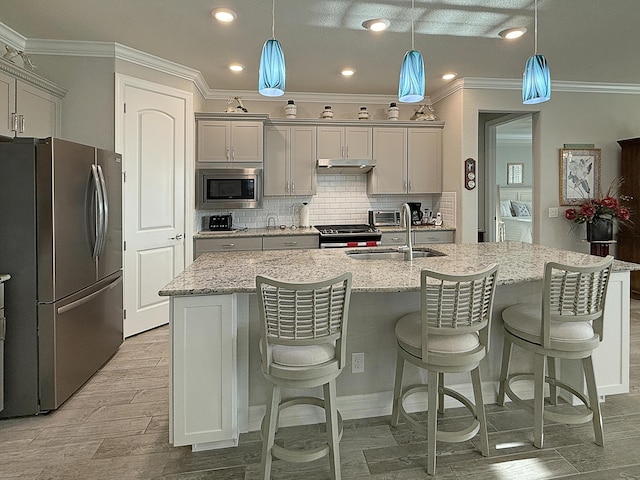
[369,125,443,194]
[265,124,316,196]
[195,113,268,165]
[317,126,372,160]
[0,58,65,138]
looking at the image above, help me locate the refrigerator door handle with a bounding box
[56,276,122,315]
[90,164,105,259]
[96,164,109,257]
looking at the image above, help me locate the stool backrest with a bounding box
[256,272,352,368]
[421,263,499,354]
[542,255,614,348]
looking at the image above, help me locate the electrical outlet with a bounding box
[549,207,559,218]
[352,352,364,373]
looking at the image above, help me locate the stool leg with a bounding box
[583,355,604,446]
[390,349,405,427]
[471,366,489,457]
[261,384,281,480]
[324,380,341,480]
[438,372,445,415]
[533,353,546,449]
[427,370,438,476]
[547,357,558,405]
[497,336,512,406]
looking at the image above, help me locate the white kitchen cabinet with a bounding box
[170,294,238,448]
[263,234,319,250]
[317,125,371,160]
[194,236,262,258]
[369,126,442,194]
[197,120,263,164]
[264,125,316,196]
[0,59,64,138]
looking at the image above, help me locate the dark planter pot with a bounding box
[587,218,614,242]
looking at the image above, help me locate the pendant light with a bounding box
[258,0,285,97]
[522,0,550,104]
[398,0,425,103]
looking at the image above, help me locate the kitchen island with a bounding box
[160,242,638,451]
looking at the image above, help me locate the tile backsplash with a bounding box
[195,175,455,231]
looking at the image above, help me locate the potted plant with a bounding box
[564,178,631,241]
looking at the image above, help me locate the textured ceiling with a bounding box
[0,0,638,97]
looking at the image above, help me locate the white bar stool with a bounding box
[497,255,614,448]
[390,264,499,475]
[256,272,352,480]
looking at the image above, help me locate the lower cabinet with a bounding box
[380,230,454,246]
[194,237,262,258]
[263,234,318,250]
[170,295,237,448]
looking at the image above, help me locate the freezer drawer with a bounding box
[38,273,123,411]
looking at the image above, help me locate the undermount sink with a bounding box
[345,247,446,260]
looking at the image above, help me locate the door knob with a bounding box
[169,234,183,240]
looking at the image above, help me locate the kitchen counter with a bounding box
[160,241,637,296]
[193,226,318,239]
[162,242,637,451]
[377,224,455,232]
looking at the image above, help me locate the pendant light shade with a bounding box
[398,0,424,103]
[522,54,550,104]
[259,38,285,96]
[258,0,285,97]
[522,0,550,104]
[398,50,425,103]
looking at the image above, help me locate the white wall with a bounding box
[436,84,640,253]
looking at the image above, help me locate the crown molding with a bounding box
[3,30,640,102]
[0,56,67,97]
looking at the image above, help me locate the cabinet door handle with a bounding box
[408,180,413,191]
[226,146,230,160]
[291,181,295,193]
[284,241,297,246]
[231,146,235,160]
[345,145,349,158]
[11,113,18,132]
[403,181,407,191]
[222,243,236,248]
[18,115,25,133]
[286,181,290,193]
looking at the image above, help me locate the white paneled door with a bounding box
[117,76,192,337]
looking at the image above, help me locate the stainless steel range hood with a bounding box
[316,158,376,174]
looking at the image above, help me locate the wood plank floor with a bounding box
[2,300,640,479]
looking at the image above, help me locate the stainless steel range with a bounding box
[315,224,382,248]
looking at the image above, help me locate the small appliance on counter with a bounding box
[205,214,233,231]
[407,202,423,225]
[368,210,401,226]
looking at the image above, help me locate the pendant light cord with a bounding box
[411,0,415,50]
[534,0,538,54]
[272,0,276,39]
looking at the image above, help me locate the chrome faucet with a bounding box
[399,203,413,261]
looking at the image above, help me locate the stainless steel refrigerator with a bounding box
[0,137,123,417]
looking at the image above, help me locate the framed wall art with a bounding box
[559,148,601,205]
[507,162,524,185]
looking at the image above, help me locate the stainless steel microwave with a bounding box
[196,168,262,209]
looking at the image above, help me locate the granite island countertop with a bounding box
[160,242,640,296]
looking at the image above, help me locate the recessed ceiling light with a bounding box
[229,64,244,72]
[341,68,356,77]
[442,72,457,80]
[498,27,527,39]
[212,8,237,23]
[362,18,390,32]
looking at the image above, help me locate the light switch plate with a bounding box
[549,207,558,218]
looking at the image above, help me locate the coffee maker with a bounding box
[407,202,423,225]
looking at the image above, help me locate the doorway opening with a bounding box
[479,113,534,243]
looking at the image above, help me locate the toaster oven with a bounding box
[368,210,401,226]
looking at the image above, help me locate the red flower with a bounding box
[580,204,596,219]
[601,196,618,209]
[565,208,577,220]
[617,207,631,221]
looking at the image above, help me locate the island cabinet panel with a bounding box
[171,295,237,448]
[617,137,640,297]
[197,120,263,164]
[368,126,442,194]
[264,125,316,196]
[413,230,454,244]
[317,126,372,160]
